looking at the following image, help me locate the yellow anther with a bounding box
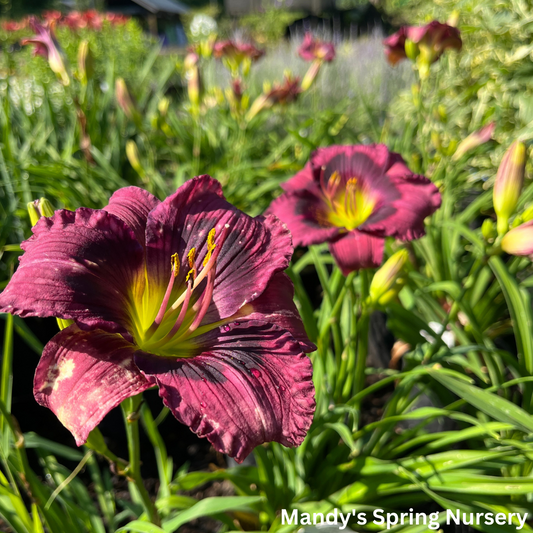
[347,177,358,189]
[171,253,180,277]
[185,248,197,282]
[329,171,341,186]
[187,248,196,269]
[203,228,217,267]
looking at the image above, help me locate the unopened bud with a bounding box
[27,197,54,226]
[494,141,527,235]
[301,59,321,91]
[453,122,495,161]
[115,78,141,126]
[77,40,94,85]
[158,97,170,117]
[522,203,533,222]
[126,140,146,180]
[481,218,496,241]
[447,10,459,28]
[369,249,409,306]
[501,221,533,257]
[405,38,419,61]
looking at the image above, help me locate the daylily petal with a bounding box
[282,163,314,192]
[0,208,144,337]
[267,189,341,247]
[234,272,316,352]
[311,144,392,179]
[135,321,315,462]
[104,186,160,248]
[145,175,293,321]
[383,27,408,65]
[363,172,441,240]
[329,231,385,274]
[34,326,152,445]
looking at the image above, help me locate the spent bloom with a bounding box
[22,17,70,86]
[494,141,527,235]
[268,145,441,275]
[0,176,315,462]
[298,33,335,62]
[246,74,302,121]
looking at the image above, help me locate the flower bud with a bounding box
[522,203,533,222]
[501,221,533,257]
[494,141,527,235]
[27,197,54,226]
[77,39,94,85]
[301,59,321,91]
[405,38,419,61]
[369,249,409,306]
[452,122,495,161]
[481,218,496,241]
[126,140,146,180]
[115,78,141,127]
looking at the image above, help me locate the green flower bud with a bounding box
[494,141,527,236]
[481,218,496,240]
[369,249,409,306]
[27,197,55,226]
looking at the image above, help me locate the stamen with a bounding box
[168,224,230,313]
[146,252,180,336]
[163,280,193,341]
[189,269,215,332]
[203,228,216,267]
[186,248,197,282]
[327,171,342,198]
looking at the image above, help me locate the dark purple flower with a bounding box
[21,17,69,85]
[213,40,264,63]
[298,33,335,62]
[0,176,315,462]
[383,26,409,66]
[246,74,302,121]
[384,21,461,67]
[268,145,442,275]
[266,74,302,105]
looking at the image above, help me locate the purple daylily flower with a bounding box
[0,176,316,462]
[298,33,335,63]
[22,17,70,86]
[383,21,462,67]
[268,145,442,275]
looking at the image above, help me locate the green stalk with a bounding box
[121,395,160,526]
[353,270,371,413]
[1,313,14,451]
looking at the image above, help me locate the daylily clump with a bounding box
[0,176,316,462]
[268,145,441,274]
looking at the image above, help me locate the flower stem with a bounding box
[121,394,160,526]
[1,313,14,451]
[353,270,371,413]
